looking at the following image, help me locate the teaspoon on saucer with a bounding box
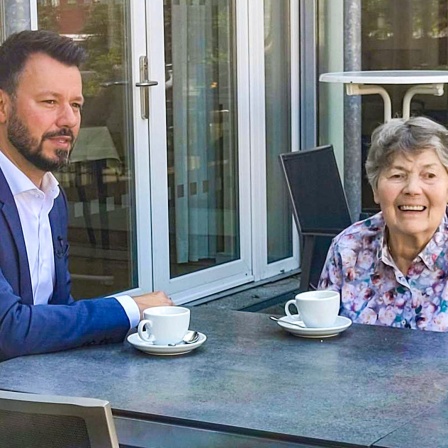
[269,316,306,328]
[168,330,200,346]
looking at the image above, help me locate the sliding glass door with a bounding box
[32,0,299,303]
[147,0,252,301]
[36,0,142,298]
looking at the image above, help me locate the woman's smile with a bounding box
[374,149,448,251]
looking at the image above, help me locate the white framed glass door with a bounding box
[35,0,152,299]
[146,0,253,302]
[33,0,301,303]
[249,0,300,282]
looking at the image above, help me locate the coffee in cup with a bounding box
[137,306,190,345]
[284,290,340,328]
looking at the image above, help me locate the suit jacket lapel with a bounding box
[49,190,70,304]
[0,168,33,304]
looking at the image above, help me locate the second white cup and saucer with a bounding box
[127,306,207,356]
[275,290,352,338]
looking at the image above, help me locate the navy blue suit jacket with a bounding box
[0,168,130,361]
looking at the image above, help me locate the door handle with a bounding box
[137,56,158,119]
[135,80,158,87]
[100,81,128,87]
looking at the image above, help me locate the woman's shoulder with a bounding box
[333,211,385,247]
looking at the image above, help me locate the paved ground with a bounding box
[192,273,301,316]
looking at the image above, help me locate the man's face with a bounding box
[2,52,83,173]
[7,100,76,171]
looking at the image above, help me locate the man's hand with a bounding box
[133,291,174,318]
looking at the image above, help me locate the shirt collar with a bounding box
[370,213,387,261]
[0,149,59,199]
[419,214,448,269]
[379,212,448,271]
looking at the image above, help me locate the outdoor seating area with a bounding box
[5,1,448,448]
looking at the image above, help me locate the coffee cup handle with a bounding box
[137,319,155,342]
[284,299,300,317]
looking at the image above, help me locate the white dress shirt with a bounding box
[0,151,139,326]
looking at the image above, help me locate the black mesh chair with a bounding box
[279,145,352,291]
[0,390,119,448]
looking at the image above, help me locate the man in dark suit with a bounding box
[0,30,173,361]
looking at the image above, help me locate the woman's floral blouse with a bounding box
[318,212,448,331]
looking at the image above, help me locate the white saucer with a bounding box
[275,315,352,338]
[127,331,207,356]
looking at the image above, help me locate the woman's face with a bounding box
[374,148,448,244]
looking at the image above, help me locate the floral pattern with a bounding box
[318,212,448,331]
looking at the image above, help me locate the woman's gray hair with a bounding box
[365,116,448,190]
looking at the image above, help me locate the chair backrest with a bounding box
[279,145,352,290]
[0,390,119,448]
[279,145,352,236]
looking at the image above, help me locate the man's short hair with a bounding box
[0,30,87,95]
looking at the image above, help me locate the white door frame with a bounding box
[125,1,156,296]
[249,0,300,282]
[142,0,301,301]
[145,0,253,304]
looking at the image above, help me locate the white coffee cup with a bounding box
[284,290,340,328]
[137,306,190,345]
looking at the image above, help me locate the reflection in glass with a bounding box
[37,0,136,298]
[361,0,448,210]
[265,0,292,263]
[318,0,448,213]
[164,1,240,278]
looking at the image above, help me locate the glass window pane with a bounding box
[318,0,448,214]
[265,0,293,263]
[37,0,137,298]
[361,0,448,211]
[164,1,240,278]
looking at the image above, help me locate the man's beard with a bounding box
[7,106,75,172]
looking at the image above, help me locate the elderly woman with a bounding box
[319,116,448,331]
